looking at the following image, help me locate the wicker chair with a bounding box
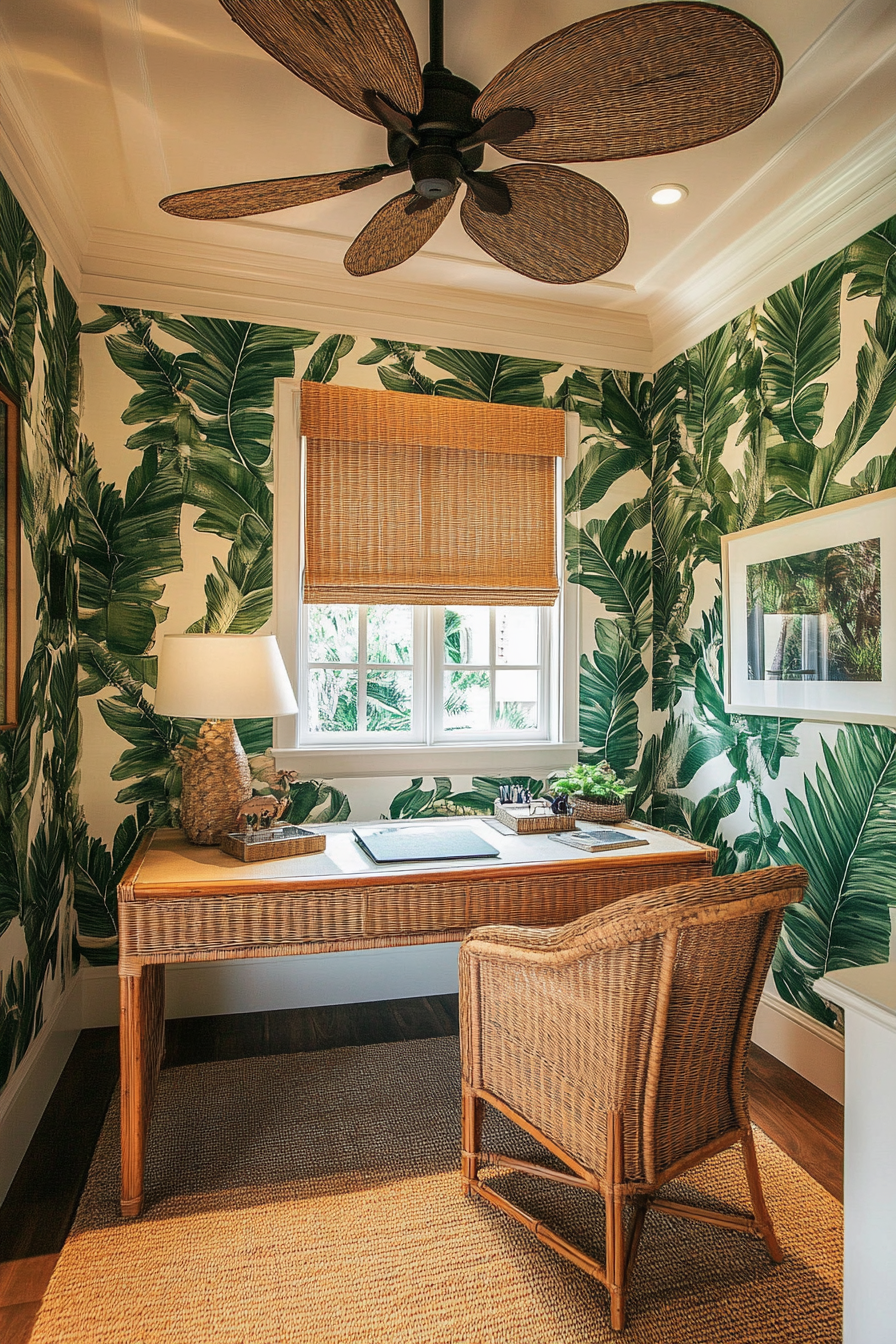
[459,864,809,1332]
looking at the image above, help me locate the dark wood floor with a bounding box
[0,996,843,1344]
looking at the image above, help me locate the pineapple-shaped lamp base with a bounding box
[180,718,252,846]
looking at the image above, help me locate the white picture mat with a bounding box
[722,489,896,727]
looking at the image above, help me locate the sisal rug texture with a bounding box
[31,1036,842,1343]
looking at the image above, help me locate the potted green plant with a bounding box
[549,761,634,823]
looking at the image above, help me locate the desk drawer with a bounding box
[364,881,466,936]
[466,860,712,928]
[120,890,364,957]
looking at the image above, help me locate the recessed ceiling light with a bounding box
[650,184,688,205]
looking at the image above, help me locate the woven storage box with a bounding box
[493,803,577,834]
[570,797,627,824]
[220,826,326,862]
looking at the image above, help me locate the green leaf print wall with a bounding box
[648,213,896,1025]
[0,175,82,1091]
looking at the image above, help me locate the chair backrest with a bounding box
[553,865,808,1185]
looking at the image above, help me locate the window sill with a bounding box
[273,740,581,780]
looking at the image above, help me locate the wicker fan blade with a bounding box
[218,0,422,123]
[473,1,782,163]
[460,165,627,285]
[344,190,455,277]
[160,164,406,220]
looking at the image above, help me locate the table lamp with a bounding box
[154,633,298,846]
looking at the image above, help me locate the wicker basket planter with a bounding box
[570,797,627,824]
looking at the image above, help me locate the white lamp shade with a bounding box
[154,634,298,719]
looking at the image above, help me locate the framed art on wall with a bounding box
[721,488,896,728]
[0,388,20,729]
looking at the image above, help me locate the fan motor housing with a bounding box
[392,64,485,197]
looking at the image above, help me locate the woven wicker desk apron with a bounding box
[116,819,716,1217]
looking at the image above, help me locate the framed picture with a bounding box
[0,388,19,730]
[721,488,896,728]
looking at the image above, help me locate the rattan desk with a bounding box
[117,818,716,1216]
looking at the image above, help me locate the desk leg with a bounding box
[120,964,165,1218]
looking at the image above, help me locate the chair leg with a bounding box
[462,1087,484,1195]
[605,1112,627,1332]
[741,1129,783,1263]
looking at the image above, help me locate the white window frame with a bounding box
[271,377,580,778]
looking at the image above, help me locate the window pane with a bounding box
[444,607,489,665]
[496,607,538,665]
[443,669,490,731]
[495,668,538,729]
[366,669,413,731]
[367,605,413,665]
[308,667,357,732]
[307,604,358,663]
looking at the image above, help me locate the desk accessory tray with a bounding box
[220,825,326,862]
[493,802,577,834]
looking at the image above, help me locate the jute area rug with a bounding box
[31,1036,842,1344]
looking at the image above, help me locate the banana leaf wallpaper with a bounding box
[0,174,81,1093]
[2,154,896,1097]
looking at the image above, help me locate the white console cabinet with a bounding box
[817,962,896,1344]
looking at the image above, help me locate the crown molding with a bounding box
[0,13,88,296]
[79,228,654,371]
[647,0,896,366]
[649,112,896,367]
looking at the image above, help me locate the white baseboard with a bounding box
[0,974,81,1208]
[80,943,463,1029]
[753,991,845,1103]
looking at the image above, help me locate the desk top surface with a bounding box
[120,817,714,901]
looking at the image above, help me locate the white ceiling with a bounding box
[2,0,896,368]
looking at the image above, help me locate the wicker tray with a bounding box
[220,826,326,862]
[493,803,577,834]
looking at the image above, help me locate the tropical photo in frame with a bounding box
[722,488,896,727]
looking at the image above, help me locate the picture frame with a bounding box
[0,387,20,730]
[721,488,896,728]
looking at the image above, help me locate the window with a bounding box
[272,379,580,775]
[302,604,552,744]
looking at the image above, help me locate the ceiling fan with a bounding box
[160,0,782,285]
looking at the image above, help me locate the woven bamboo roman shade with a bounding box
[301,382,565,606]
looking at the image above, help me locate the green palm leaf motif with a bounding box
[77,439,182,674]
[758,253,843,444]
[73,815,146,965]
[388,777,456,819]
[846,216,896,306]
[564,372,653,513]
[424,348,560,404]
[0,203,82,1076]
[651,419,702,710]
[550,366,606,426]
[766,244,896,515]
[773,725,896,1026]
[565,497,651,648]
[303,333,355,383]
[578,619,647,775]
[0,174,40,411]
[358,339,436,394]
[157,315,316,476]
